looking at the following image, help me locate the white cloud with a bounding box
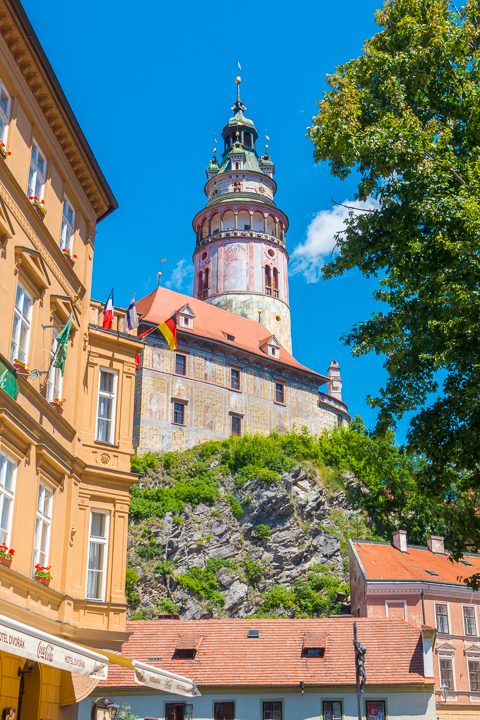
[290,199,377,283]
[164,259,193,292]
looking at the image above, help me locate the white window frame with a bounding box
[463,605,478,637]
[0,450,16,547]
[32,480,53,571]
[438,651,457,692]
[435,602,451,634]
[47,327,63,402]
[385,598,408,621]
[85,509,110,601]
[95,369,118,444]
[10,281,33,364]
[0,79,11,144]
[60,195,75,252]
[28,137,47,200]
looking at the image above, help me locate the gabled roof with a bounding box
[352,539,480,585]
[136,286,328,382]
[99,618,426,689]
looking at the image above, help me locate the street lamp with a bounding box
[91,697,120,720]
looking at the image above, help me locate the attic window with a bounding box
[461,560,473,567]
[226,334,235,341]
[247,629,260,638]
[147,657,163,661]
[426,570,439,576]
[306,648,325,658]
[177,649,196,659]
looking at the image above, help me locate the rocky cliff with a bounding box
[126,435,372,620]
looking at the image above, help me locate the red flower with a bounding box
[73,254,77,259]
[7,152,10,155]
[9,549,14,555]
[41,200,45,204]
[28,196,33,200]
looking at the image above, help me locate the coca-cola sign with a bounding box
[133,660,200,697]
[0,613,108,677]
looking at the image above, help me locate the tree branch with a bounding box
[331,198,375,213]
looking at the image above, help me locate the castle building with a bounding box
[134,81,350,455]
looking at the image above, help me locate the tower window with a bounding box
[265,266,271,295]
[197,271,203,299]
[244,133,252,147]
[235,162,239,170]
[203,268,209,299]
[273,268,279,298]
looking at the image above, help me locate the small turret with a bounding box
[206,149,220,179]
[259,145,275,178]
[328,360,342,401]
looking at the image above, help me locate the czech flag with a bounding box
[103,289,114,331]
[158,316,177,351]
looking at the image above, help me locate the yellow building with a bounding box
[0,0,143,717]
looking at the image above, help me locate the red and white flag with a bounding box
[103,289,114,331]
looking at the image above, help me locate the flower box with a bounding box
[62,249,78,267]
[0,543,14,568]
[13,361,30,379]
[28,196,47,218]
[34,576,50,587]
[0,556,11,568]
[0,142,11,159]
[49,401,64,415]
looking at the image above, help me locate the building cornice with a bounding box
[366,580,479,597]
[0,0,117,220]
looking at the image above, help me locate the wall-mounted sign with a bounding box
[133,660,200,697]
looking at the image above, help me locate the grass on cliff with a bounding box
[130,417,450,546]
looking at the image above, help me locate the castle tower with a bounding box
[192,78,292,353]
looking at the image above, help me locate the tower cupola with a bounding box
[192,78,292,353]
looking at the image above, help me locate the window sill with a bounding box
[172,422,186,427]
[230,387,242,393]
[94,440,119,449]
[274,401,286,407]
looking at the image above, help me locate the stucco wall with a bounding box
[79,687,436,720]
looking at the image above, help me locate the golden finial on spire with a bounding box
[235,76,241,84]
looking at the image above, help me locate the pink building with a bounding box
[350,532,480,718]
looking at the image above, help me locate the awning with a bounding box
[82,647,201,698]
[0,614,108,677]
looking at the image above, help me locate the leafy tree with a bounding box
[253,524,272,541]
[308,0,480,563]
[125,567,139,605]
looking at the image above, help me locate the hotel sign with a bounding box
[132,660,200,697]
[0,614,108,677]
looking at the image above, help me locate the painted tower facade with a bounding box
[192,79,292,353]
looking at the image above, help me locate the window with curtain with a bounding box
[10,282,33,364]
[86,510,109,600]
[464,606,477,636]
[0,451,16,546]
[32,482,53,570]
[323,702,342,720]
[28,138,47,200]
[214,702,235,720]
[440,658,454,690]
[95,369,117,443]
[47,328,63,402]
[436,604,449,633]
[0,79,11,144]
[60,195,75,252]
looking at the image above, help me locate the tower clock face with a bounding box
[258,185,266,194]
[211,188,219,197]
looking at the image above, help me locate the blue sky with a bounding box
[22,0,412,440]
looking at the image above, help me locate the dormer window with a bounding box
[303,634,327,658]
[260,334,282,358]
[175,634,201,659]
[178,304,196,329]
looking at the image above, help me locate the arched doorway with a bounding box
[18,660,40,720]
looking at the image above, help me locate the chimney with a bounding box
[328,360,342,401]
[392,529,407,553]
[427,535,445,554]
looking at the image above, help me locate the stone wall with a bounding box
[134,337,349,455]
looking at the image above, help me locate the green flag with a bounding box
[53,314,72,376]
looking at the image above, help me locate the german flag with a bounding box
[158,316,177,351]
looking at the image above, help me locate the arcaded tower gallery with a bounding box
[134,81,350,454]
[193,78,292,352]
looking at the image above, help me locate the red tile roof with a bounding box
[353,540,480,584]
[136,286,328,382]
[99,618,425,689]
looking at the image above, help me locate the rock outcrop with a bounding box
[127,460,362,619]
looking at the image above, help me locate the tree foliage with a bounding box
[308,0,480,562]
